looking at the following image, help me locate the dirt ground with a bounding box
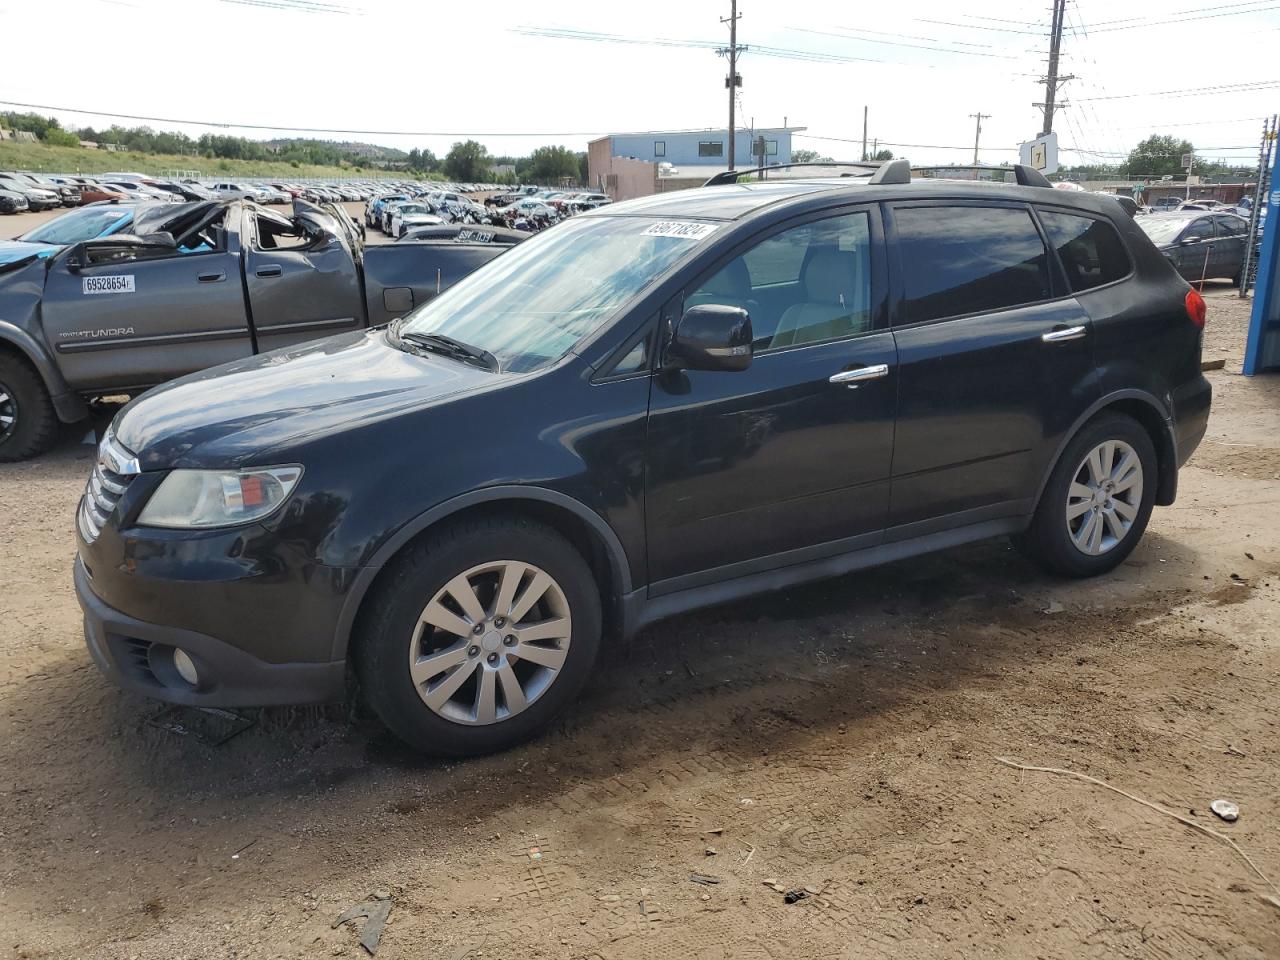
[1,287,1278,960]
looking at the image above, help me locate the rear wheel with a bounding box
[355,515,602,756]
[1014,413,1156,577]
[0,354,58,463]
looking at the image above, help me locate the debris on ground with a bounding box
[1042,599,1065,615]
[784,889,808,904]
[704,847,717,856]
[1211,799,1240,822]
[333,897,392,956]
[144,706,256,746]
[688,873,720,885]
[1201,358,1227,371]
[762,879,785,893]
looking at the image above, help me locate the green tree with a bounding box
[524,145,580,184]
[1123,134,1194,178]
[872,148,894,161]
[443,140,492,181]
[43,128,80,147]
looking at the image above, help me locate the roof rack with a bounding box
[703,160,1055,189]
[911,164,1054,187]
[702,161,881,187]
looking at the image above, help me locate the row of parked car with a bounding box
[0,173,508,214]
[367,186,613,238]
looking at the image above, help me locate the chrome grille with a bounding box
[78,434,139,544]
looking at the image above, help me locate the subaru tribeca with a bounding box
[74,162,1212,756]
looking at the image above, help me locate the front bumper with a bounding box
[76,557,346,707]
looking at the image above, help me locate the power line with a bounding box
[0,99,606,137]
[1075,80,1280,101]
[787,26,1017,58]
[509,26,887,65]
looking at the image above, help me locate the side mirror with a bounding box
[666,304,753,372]
[1179,235,1199,245]
[62,241,86,273]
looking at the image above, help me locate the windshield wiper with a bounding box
[400,330,500,372]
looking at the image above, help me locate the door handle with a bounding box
[197,272,225,283]
[1041,325,1087,343]
[829,363,890,385]
[256,265,283,278]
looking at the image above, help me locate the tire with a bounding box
[1014,412,1157,578]
[0,353,58,463]
[355,514,602,756]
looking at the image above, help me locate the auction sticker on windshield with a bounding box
[642,221,718,241]
[83,275,135,295]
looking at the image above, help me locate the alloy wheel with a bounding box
[0,381,16,443]
[408,560,572,725]
[1065,439,1143,556]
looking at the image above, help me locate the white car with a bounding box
[210,182,269,202]
[388,203,445,238]
[103,180,183,203]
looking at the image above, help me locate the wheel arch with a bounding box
[1035,389,1179,511]
[0,320,88,423]
[331,486,634,662]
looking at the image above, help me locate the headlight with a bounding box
[138,466,302,528]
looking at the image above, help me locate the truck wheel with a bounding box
[355,514,602,756]
[1014,412,1156,578]
[0,353,58,462]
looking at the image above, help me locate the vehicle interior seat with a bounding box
[685,257,760,325]
[770,248,869,348]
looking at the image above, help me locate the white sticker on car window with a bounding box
[82,275,135,295]
[642,221,718,241]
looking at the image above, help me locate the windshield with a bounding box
[19,207,133,245]
[399,215,716,373]
[398,205,430,216]
[1135,216,1191,244]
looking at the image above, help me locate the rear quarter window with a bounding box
[1038,209,1131,292]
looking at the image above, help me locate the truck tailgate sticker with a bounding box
[642,221,718,241]
[83,275,135,295]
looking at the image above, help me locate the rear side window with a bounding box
[894,206,1050,324]
[1038,210,1131,292]
[1213,215,1245,237]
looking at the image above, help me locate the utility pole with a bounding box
[718,1,744,170]
[861,106,868,161]
[1034,0,1075,136]
[970,111,991,164]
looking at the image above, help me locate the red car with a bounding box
[76,182,133,204]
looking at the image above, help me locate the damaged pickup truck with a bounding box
[0,199,513,460]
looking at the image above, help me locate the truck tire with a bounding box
[0,352,58,462]
[355,514,602,756]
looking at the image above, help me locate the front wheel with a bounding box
[0,353,58,462]
[355,515,602,756]
[1014,412,1157,578]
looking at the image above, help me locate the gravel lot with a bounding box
[0,261,1277,956]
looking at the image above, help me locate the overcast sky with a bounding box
[2,0,1277,169]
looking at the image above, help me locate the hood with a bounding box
[114,328,506,469]
[0,239,56,265]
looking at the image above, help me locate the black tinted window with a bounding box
[895,206,1050,324]
[1214,215,1245,237]
[1039,210,1131,292]
[1182,218,1213,242]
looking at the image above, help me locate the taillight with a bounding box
[1185,288,1206,328]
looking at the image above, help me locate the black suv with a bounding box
[74,162,1211,756]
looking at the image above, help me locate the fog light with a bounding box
[173,648,199,686]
